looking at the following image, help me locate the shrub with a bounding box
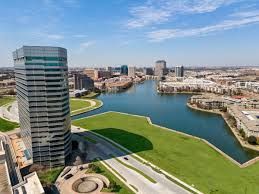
[239,129,246,138]
[221,107,227,112]
[248,136,257,145]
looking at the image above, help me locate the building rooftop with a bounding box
[10,134,32,169]
[13,172,44,194]
[228,106,259,132]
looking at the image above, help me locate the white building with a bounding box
[128,66,136,77]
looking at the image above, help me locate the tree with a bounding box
[29,164,45,172]
[248,136,257,145]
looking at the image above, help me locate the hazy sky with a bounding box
[0,0,259,67]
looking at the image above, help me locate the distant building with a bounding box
[121,65,128,75]
[84,69,96,80]
[143,67,154,75]
[154,60,167,77]
[128,66,136,77]
[74,73,94,90]
[106,66,112,73]
[84,69,111,80]
[13,46,71,167]
[175,66,184,77]
[97,70,111,79]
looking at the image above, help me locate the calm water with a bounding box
[73,80,258,163]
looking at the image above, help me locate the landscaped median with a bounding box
[73,111,259,194]
[70,98,103,116]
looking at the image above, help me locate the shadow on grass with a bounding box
[74,127,153,160]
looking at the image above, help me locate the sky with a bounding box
[0,0,259,67]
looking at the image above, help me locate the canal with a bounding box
[72,80,258,163]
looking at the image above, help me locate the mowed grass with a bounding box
[73,112,259,194]
[0,117,19,132]
[0,96,15,107]
[70,98,103,116]
[70,99,91,111]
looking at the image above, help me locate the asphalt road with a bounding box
[72,126,191,194]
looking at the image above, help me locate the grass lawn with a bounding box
[70,98,102,116]
[70,99,91,111]
[87,161,134,194]
[81,92,100,98]
[0,118,19,132]
[0,96,15,107]
[38,167,63,185]
[73,112,259,194]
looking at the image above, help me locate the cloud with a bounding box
[73,34,88,38]
[147,12,259,41]
[79,41,95,49]
[46,34,64,40]
[126,0,242,28]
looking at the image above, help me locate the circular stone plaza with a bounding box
[56,166,110,194]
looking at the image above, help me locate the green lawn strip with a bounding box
[84,136,97,144]
[87,160,134,194]
[72,112,259,194]
[0,117,19,132]
[0,96,15,107]
[101,160,127,182]
[71,99,103,116]
[70,99,91,111]
[81,92,100,98]
[110,154,157,183]
[38,167,63,185]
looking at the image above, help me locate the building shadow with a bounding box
[72,127,153,162]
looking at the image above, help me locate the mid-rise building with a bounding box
[143,67,154,75]
[84,69,111,80]
[13,46,71,167]
[84,68,96,80]
[121,65,128,75]
[154,60,167,77]
[74,73,94,90]
[128,66,136,77]
[175,66,184,77]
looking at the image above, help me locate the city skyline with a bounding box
[0,0,259,67]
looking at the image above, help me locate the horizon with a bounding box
[0,0,259,67]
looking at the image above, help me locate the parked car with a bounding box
[64,174,73,180]
[124,157,129,160]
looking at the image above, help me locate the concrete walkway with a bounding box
[0,101,19,122]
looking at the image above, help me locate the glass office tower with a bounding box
[13,46,71,167]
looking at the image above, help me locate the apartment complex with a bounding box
[13,46,71,167]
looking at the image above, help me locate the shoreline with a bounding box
[187,102,259,156]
